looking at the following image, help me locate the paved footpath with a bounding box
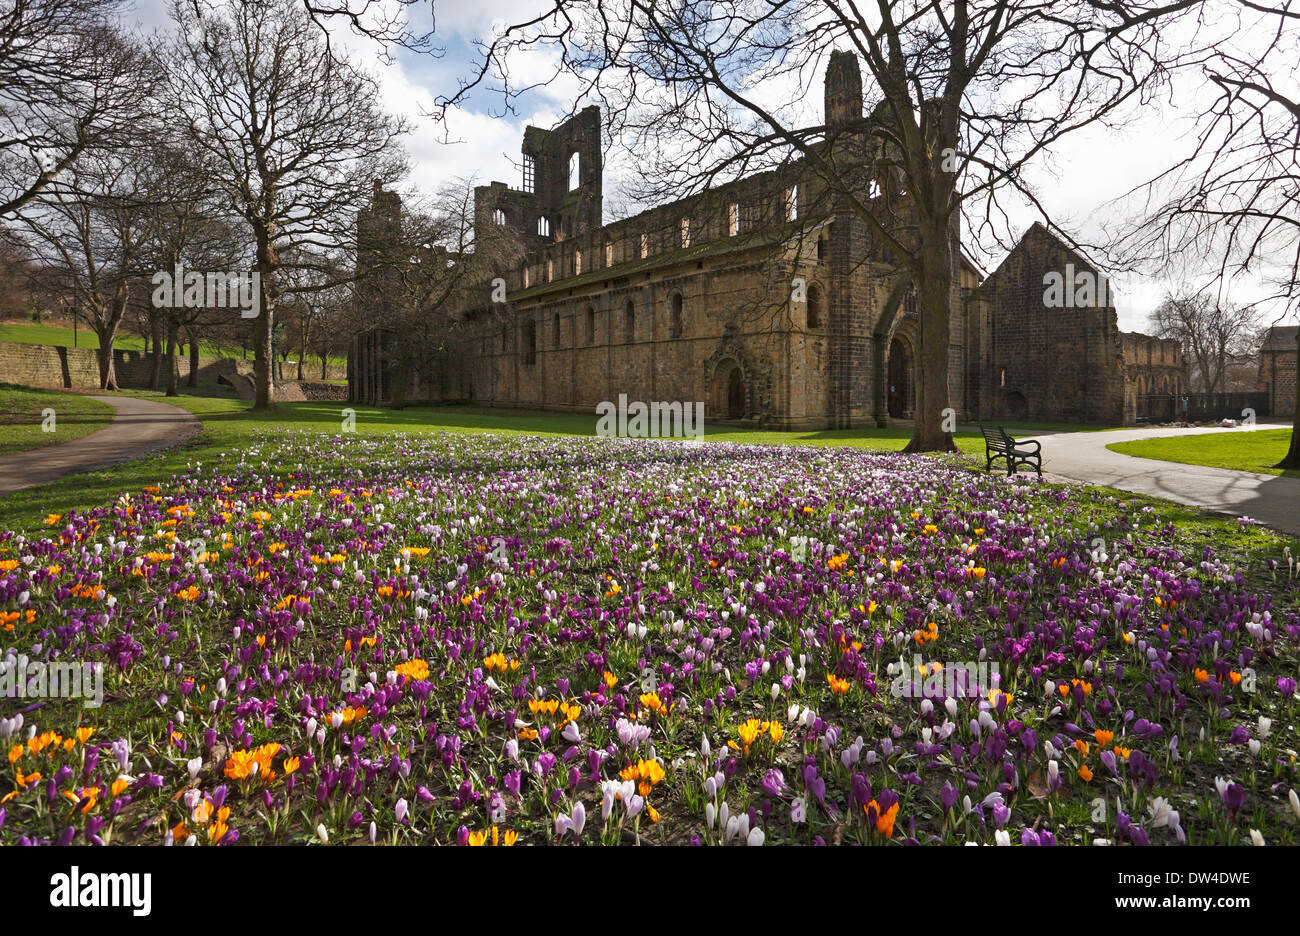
[0,395,200,495]
[1026,423,1300,539]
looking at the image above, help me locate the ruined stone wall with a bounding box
[0,339,240,390]
[974,224,1127,425]
[445,241,837,430]
[1122,333,1185,396]
[1259,345,1297,418]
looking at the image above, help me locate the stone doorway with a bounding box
[712,359,746,419]
[887,336,914,419]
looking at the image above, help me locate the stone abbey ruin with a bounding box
[349,51,1184,428]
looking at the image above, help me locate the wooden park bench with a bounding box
[979,425,1042,478]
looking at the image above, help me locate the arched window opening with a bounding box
[568,152,580,190]
[623,300,635,341]
[806,284,824,329]
[586,306,596,345]
[492,208,506,226]
[537,216,550,237]
[669,292,684,339]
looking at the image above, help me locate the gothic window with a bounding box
[522,155,535,193]
[569,152,580,190]
[680,217,691,248]
[552,313,561,347]
[537,216,550,237]
[605,241,613,267]
[669,292,684,338]
[640,232,648,258]
[586,306,596,344]
[728,202,739,237]
[786,185,799,221]
[575,250,582,276]
[546,258,554,282]
[492,208,506,226]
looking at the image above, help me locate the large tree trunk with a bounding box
[165,319,180,397]
[95,338,119,391]
[149,315,163,390]
[904,218,958,453]
[93,305,122,391]
[1276,330,1300,471]
[321,346,328,380]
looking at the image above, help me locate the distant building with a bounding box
[1258,325,1298,418]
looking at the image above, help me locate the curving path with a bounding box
[1030,423,1300,538]
[0,395,200,495]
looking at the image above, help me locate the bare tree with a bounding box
[163,0,408,410]
[437,0,1207,450]
[6,149,153,388]
[0,0,153,218]
[1148,291,1258,393]
[1120,2,1300,467]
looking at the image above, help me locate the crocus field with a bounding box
[3,431,1299,847]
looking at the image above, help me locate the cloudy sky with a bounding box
[123,0,1293,332]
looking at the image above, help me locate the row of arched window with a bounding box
[504,184,810,286]
[504,294,688,363]
[498,285,825,365]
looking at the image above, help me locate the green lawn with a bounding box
[1108,428,1300,479]
[0,384,116,456]
[0,321,347,369]
[0,388,1100,531]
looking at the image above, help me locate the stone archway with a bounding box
[869,273,916,427]
[887,334,915,419]
[711,358,746,419]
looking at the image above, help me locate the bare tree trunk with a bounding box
[95,343,119,390]
[149,315,163,390]
[252,238,277,410]
[165,319,179,396]
[905,220,958,453]
[320,345,328,380]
